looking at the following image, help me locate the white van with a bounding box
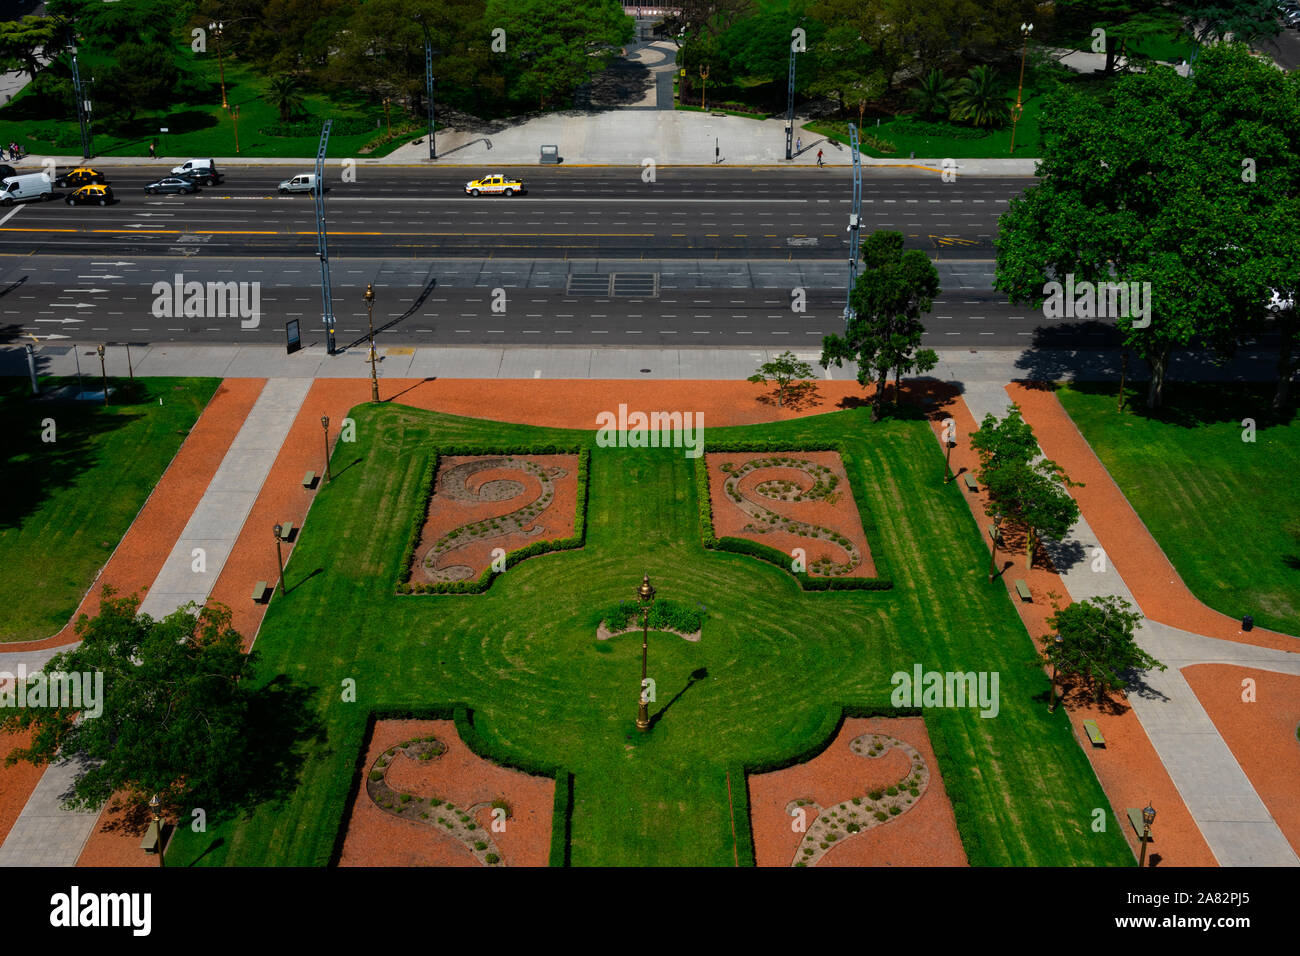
[0,173,53,205]
[170,158,221,184]
[278,173,319,194]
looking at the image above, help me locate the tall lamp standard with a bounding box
[987,511,1003,581]
[209,21,228,109]
[96,343,108,405]
[364,283,379,402]
[231,104,240,154]
[699,64,710,110]
[942,418,955,483]
[321,414,332,482]
[1138,802,1156,868]
[148,793,164,868]
[273,524,286,595]
[1048,633,1064,711]
[383,97,392,140]
[636,573,656,732]
[1008,22,1033,154]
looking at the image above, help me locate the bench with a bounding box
[1083,719,1106,747]
[302,470,316,488]
[278,522,294,541]
[963,473,978,492]
[140,820,160,853]
[1014,579,1031,602]
[252,580,268,603]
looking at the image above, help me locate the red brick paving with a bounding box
[0,727,45,847]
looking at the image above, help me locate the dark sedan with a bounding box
[144,177,198,195]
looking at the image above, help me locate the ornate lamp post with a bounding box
[95,343,108,405]
[987,511,1003,581]
[364,283,379,403]
[273,524,286,595]
[1048,633,1063,711]
[209,21,228,109]
[636,572,656,732]
[699,64,709,110]
[383,97,392,140]
[148,793,164,868]
[1138,802,1156,868]
[1009,22,1033,154]
[942,418,955,483]
[320,414,332,482]
[231,104,240,154]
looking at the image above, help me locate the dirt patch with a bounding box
[1183,664,1300,858]
[0,728,45,847]
[409,455,579,585]
[339,719,553,867]
[707,451,875,578]
[748,717,966,867]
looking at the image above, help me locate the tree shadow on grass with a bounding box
[1057,378,1297,430]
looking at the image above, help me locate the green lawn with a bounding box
[0,376,220,642]
[169,402,1131,867]
[1059,382,1300,636]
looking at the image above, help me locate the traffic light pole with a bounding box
[784,46,797,161]
[844,122,862,328]
[314,119,337,355]
[425,42,437,160]
[71,55,92,160]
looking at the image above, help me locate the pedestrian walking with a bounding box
[796,136,802,154]
[816,148,824,167]
[149,141,156,159]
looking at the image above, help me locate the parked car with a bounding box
[170,158,221,184]
[0,173,53,205]
[54,167,106,189]
[144,177,197,195]
[66,184,114,206]
[278,173,319,194]
[464,173,526,196]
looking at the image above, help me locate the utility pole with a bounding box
[784,44,797,160]
[71,55,92,160]
[844,122,862,328]
[314,120,337,355]
[425,40,437,160]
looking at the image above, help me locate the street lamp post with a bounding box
[383,97,392,140]
[1048,633,1063,711]
[700,64,709,111]
[636,573,656,732]
[209,21,228,109]
[321,414,332,482]
[1009,22,1033,155]
[148,793,164,868]
[273,524,286,595]
[231,104,240,154]
[96,344,108,405]
[1118,350,1129,412]
[988,512,1003,581]
[943,418,955,483]
[364,283,379,402]
[1138,802,1156,867]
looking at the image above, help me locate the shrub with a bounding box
[399,793,412,804]
[474,841,488,851]
[369,771,383,782]
[874,810,888,821]
[889,805,902,816]
[485,853,500,864]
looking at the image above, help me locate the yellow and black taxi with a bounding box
[65,184,114,206]
[54,167,107,189]
[465,173,526,196]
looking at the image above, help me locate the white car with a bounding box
[279,173,319,194]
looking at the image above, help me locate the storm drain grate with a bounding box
[565,272,659,297]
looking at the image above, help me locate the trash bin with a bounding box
[540,145,559,165]
[1242,614,1254,631]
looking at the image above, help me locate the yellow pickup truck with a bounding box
[465,174,526,197]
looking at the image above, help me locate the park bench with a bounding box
[302,470,316,488]
[252,580,268,603]
[1083,719,1106,747]
[278,522,294,541]
[139,820,160,853]
[1014,579,1032,602]
[963,473,978,492]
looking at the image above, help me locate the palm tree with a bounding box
[265,75,305,122]
[908,69,953,120]
[948,65,1011,129]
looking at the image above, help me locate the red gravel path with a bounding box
[0,727,45,847]
[925,388,1215,866]
[339,719,553,867]
[1182,664,1300,857]
[1007,383,1296,651]
[749,717,966,867]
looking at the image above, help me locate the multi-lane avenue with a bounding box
[0,165,1124,349]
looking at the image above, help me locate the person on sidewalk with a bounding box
[149,141,156,159]
[795,136,802,154]
[816,148,824,167]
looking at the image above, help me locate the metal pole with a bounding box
[25,344,39,395]
[314,119,336,354]
[844,122,862,328]
[638,605,650,731]
[71,55,91,160]
[1118,350,1128,411]
[74,347,83,394]
[365,283,379,402]
[785,45,797,160]
[125,342,133,379]
[425,41,437,160]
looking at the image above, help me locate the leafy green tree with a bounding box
[100,41,179,124]
[1044,596,1166,702]
[820,230,940,422]
[908,68,954,119]
[0,590,261,816]
[1051,0,1181,76]
[948,65,1011,129]
[265,73,306,121]
[806,24,885,119]
[0,15,65,85]
[1172,0,1281,43]
[748,350,816,407]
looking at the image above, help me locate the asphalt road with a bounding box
[0,166,1014,259]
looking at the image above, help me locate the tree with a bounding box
[100,41,179,124]
[748,350,816,407]
[1172,0,1282,43]
[1045,596,1166,702]
[265,74,306,121]
[908,68,954,119]
[0,590,266,817]
[948,65,1011,129]
[820,231,940,422]
[971,404,1082,569]
[0,15,65,85]
[1051,0,1181,76]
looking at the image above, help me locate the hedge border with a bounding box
[396,446,590,595]
[695,444,893,590]
[328,704,573,867]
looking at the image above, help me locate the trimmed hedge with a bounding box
[694,445,893,590]
[397,446,590,595]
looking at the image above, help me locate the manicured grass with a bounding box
[1059,382,1300,636]
[0,376,220,642]
[170,402,1132,867]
